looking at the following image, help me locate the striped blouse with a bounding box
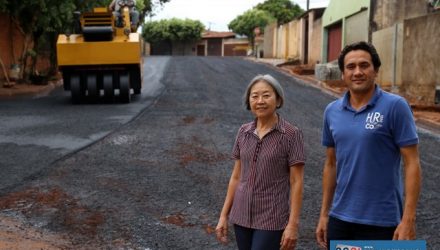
[229,115,305,230]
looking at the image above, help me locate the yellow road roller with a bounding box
[57,1,142,103]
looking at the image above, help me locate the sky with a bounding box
[149,0,330,32]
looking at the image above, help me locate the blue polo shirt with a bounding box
[322,85,418,226]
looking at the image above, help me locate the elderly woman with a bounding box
[216,74,305,250]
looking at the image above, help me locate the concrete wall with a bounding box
[223,37,248,45]
[171,41,197,56]
[322,0,370,27]
[223,37,249,56]
[372,23,403,90]
[400,12,440,105]
[197,40,207,56]
[345,10,369,45]
[276,24,287,58]
[373,0,429,31]
[264,23,276,58]
[262,20,301,59]
[287,20,300,60]
[308,12,323,65]
[373,11,440,105]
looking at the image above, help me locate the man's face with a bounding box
[342,50,378,95]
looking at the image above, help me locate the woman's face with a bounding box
[249,80,280,119]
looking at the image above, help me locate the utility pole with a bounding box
[307,0,309,10]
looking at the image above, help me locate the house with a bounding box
[298,8,325,66]
[321,0,370,63]
[263,21,301,60]
[198,31,248,56]
[316,0,440,105]
[262,7,325,69]
[314,0,370,82]
[149,40,192,56]
[148,31,248,56]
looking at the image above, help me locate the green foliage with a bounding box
[5,0,78,69]
[142,18,205,43]
[23,1,76,33]
[137,0,171,23]
[228,9,274,39]
[256,0,304,25]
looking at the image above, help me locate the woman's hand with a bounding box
[215,216,229,244]
[280,225,298,250]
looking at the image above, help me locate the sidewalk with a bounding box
[247,57,440,134]
[0,80,62,98]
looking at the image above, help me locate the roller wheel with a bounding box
[87,74,98,103]
[119,73,131,103]
[103,74,114,102]
[70,74,83,104]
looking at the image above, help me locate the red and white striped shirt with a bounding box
[229,115,305,230]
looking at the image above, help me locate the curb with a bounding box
[0,80,62,98]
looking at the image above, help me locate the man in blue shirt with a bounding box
[315,41,422,249]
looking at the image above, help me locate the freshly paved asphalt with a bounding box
[0,56,438,249]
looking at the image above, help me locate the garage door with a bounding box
[327,23,342,62]
[207,39,222,56]
[224,44,247,56]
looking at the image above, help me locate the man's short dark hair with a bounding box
[338,41,381,72]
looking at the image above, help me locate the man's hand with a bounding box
[316,216,329,249]
[393,219,416,240]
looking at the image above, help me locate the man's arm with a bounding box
[316,147,337,249]
[393,144,422,240]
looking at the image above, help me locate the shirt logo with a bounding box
[365,112,383,130]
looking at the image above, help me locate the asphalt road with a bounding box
[0,57,169,192]
[0,56,439,249]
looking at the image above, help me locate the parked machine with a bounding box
[56,1,142,103]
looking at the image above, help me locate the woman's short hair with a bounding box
[243,74,285,110]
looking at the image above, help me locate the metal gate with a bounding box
[197,45,205,56]
[207,39,222,56]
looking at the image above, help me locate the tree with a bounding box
[256,0,304,25]
[228,9,275,55]
[4,0,78,81]
[136,0,171,23]
[142,18,204,44]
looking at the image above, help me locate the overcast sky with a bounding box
[149,0,330,31]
